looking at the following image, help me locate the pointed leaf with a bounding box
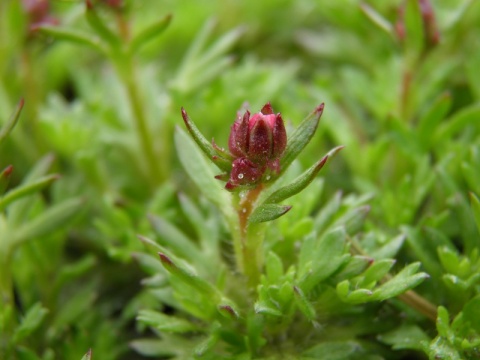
[0,174,59,211]
[266,146,343,204]
[293,286,316,320]
[137,309,200,333]
[0,98,24,144]
[35,25,107,54]
[158,253,218,299]
[11,197,84,249]
[130,14,172,53]
[298,227,348,293]
[175,127,231,213]
[0,165,14,194]
[85,0,119,46]
[13,303,49,343]
[179,109,230,171]
[470,192,480,236]
[372,262,429,301]
[149,214,201,264]
[280,104,324,174]
[248,204,292,224]
[360,3,394,35]
[80,349,92,360]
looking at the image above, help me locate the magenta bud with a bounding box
[226,158,263,190]
[225,103,287,190]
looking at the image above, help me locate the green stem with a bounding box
[112,15,162,187]
[232,185,266,289]
[121,59,162,185]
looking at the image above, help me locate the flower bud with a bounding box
[22,0,58,31]
[395,0,440,49]
[225,103,287,190]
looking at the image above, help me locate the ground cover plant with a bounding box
[1,0,480,359]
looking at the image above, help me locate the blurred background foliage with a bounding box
[1,0,480,359]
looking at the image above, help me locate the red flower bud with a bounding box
[228,103,287,165]
[225,102,287,190]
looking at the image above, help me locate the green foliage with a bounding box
[1,0,480,359]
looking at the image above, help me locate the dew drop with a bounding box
[237,173,244,179]
[266,175,271,180]
[242,208,247,213]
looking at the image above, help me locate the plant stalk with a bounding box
[233,185,265,288]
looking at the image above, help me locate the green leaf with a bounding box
[280,104,325,174]
[0,174,59,212]
[403,0,425,55]
[8,154,56,227]
[370,234,405,260]
[358,259,396,288]
[378,324,431,351]
[11,197,84,249]
[179,109,231,171]
[254,302,282,317]
[462,295,480,332]
[417,92,452,149]
[175,127,231,214]
[149,214,202,264]
[80,349,92,360]
[158,253,218,300]
[266,146,343,205]
[330,256,373,283]
[35,25,107,54]
[265,251,284,283]
[434,103,480,145]
[360,3,394,35]
[293,286,316,320]
[298,227,348,293]
[85,0,119,47]
[249,203,292,224]
[137,309,200,333]
[302,340,366,359]
[470,192,480,236]
[0,98,24,144]
[372,262,429,301]
[0,165,14,194]
[13,303,49,343]
[130,14,172,53]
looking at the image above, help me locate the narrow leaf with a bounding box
[0,98,24,144]
[372,263,429,301]
[13,303,49,343]
[470,192,480,236]
[85,0,119,46]
[248,204,291,224]
[11,197,84,248]
[158,253,218,299]
[280,104,324,174]
[360,2,394,35]
[0,165,14,194]
[137,309,200,333]
[130,14,172,53]
[180,109,230,171]
[174,127,231,214]
[80,349,92,360]
[0,174,59,211]
[35,25,107,54]
[293,286,316,320]
[267,146,343,204]
[149,214,201,263]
